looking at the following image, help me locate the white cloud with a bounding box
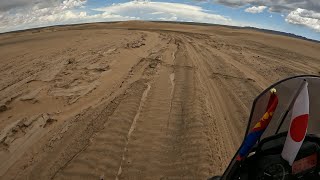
[150,12,164,15]
[0,0,88,31]
[286,8,320,32]
[210,0,320,33]
[95,1,231,24]
[245,6,267,14]
[61,0,86,9]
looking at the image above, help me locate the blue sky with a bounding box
[0,0,319,41]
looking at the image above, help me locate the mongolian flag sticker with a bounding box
[237,89,279,160]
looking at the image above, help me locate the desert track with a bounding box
[0,21,319,179]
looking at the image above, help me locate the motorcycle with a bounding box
[211,75,320,180]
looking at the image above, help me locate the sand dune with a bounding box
[0,21,319,179]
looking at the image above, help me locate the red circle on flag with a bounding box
[290,114,309,142]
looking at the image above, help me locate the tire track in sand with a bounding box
[117,38,211,179]
[53,80,149,180]
[178,33,262,174]
[181,36,237,167]
[115,83,151,180]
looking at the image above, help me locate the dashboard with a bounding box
[255,152,318,180]
[233,134,320,180]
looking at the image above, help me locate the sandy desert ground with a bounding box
[0,21,319,179]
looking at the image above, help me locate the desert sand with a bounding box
[0,21,319,179]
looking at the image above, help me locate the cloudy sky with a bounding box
[0,0,319,40]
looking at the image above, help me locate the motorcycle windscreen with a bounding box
[222,76,320,180]
[247,76,320,140]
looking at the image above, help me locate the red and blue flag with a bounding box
[237,89,278,160]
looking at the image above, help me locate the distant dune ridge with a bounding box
[0,21,319,179]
